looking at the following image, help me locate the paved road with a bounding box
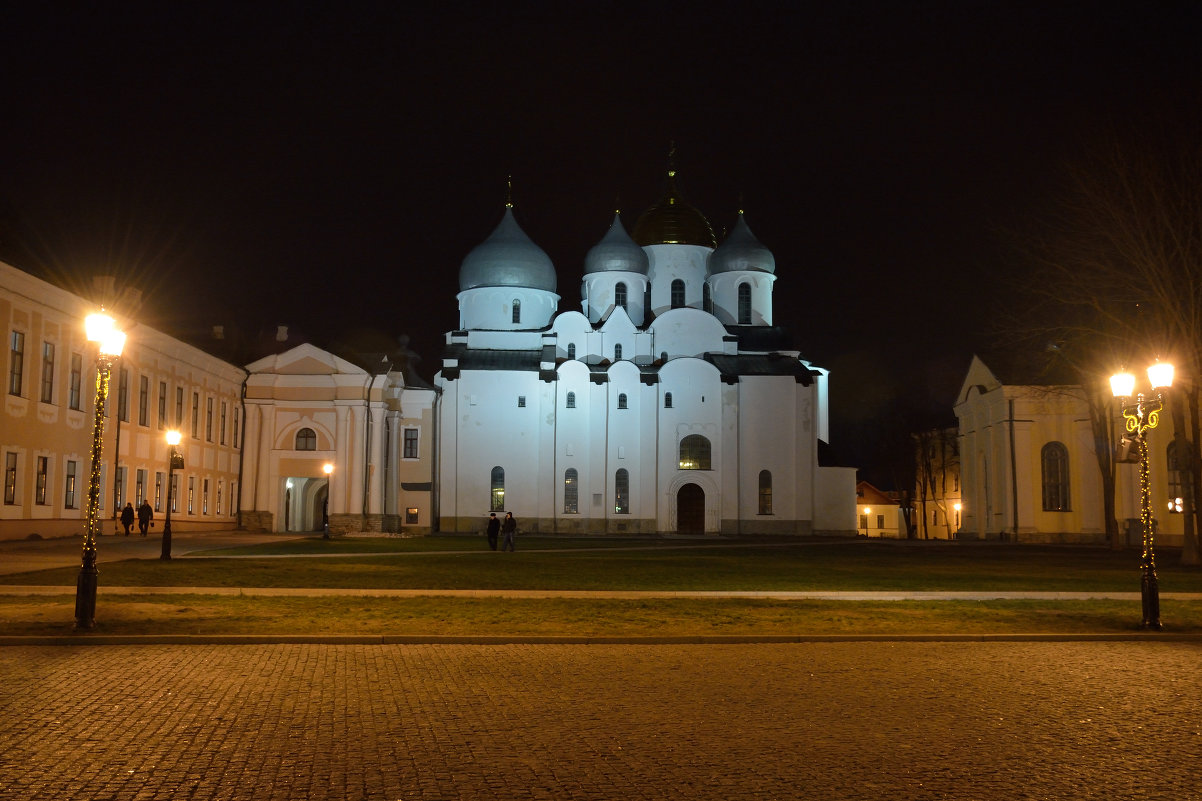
[2,641,1201,800]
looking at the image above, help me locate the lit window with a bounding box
[615,468,629,513]
[679,435,711,470]
[65,461,78,509]
[564,468,578,514]
[35,456,48,505]
[1041,442,1070,511]
[491,466,505,512]
[1168,441,1193,514]
[406,507,419,524]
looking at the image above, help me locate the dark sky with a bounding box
[3,2,1200,483]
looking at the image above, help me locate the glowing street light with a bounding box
[75,312,125,629]
[1111,360,1175,630]
[322,462,334,539]
[161,430,183,560]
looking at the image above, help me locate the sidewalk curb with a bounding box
[4,632,1202,646]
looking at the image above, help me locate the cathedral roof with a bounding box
[708,211,775,274]
[584,212,649,275]
[632,158,716,248]
[459,206,557,292]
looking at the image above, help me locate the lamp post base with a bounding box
[1141,571,1162,630]
[74,564,98,630]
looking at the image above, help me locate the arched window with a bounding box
[567,343,576,360]
[615,468,630,514]
[671,279,685,308]
[758,470,772,514]
[679,435,711,470]
[703,283,712,314]
[566,391,576,409]
[491,466,505,511]
[664,392,673,409]
[617,393,628,409]
[511,299,521,324]
[564,468,578,514]
[614,344,622,361]
[615,282,627,310]
[295,427,317,451]
[1041,442,1070,511]
[738,282,752,325]
[1168,441,1192,513]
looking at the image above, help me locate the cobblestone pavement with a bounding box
[2,642,1202,800]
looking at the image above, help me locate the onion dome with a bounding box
[584,211,650,274]
[633,153,716,248]
[708,211,776,274]
[459,206,557,292]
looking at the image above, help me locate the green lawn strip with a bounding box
[3,596,1201,636]
[4,542,1202,592]
[195,535,683,556]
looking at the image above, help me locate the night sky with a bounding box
[3,3,1200,485]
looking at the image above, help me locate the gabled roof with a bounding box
[856,481,898,507]
[245,343,364,376]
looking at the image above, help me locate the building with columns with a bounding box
[436,168,857,536]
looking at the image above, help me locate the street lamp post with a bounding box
[75,312,125,630]
[161,430,183,561]
[322,462,334,539]
[1111,361,1175,631]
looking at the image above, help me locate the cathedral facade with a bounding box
[435,172,856,536]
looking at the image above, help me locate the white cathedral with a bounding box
[0,167,857,541]
[435,171,855,536]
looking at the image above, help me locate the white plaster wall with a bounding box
[645,244,711,316]
[707,271,776,326]
[581,272,648,326]
[457,286,559,331]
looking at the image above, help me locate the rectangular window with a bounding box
[233,407,240,448]
[118,368,129,422]
[5,452,17,504]
[9,331,25,396]
[206,397,214,441]
[35,456,48,505]
[217,480,222,515]
[859,514,868,531]
[65,461,78,509]
[175,387,184,426]
[403,428,419,459]
[154,472,163,512]
[191,392,199,438]
[202,478,209,514]
[158,381,167,429]
[220,401,227,445]
[876,514,885,530]
[115,466,126,509]
[40,342,55,403]
[517,395,526,408]
[69,353,82,410]
[406,507,418,524]
[187,476,194,514]
[136,468,146,507]
[138,375,149,426]
[171,474,179,513]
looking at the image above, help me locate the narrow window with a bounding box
[614,344,622,361]
[35,456,48,505]
[512,299,521,324]
[671,279,685,309]
[171,474,179,513]
[191,392,199,437]
[65,461,78,509]
[564,468,578,514]
[157,381,167,429]
[203,478,210,515]
[664,392,673,409]
[491,466,505,512]
[758,470,772,514]
[1041,442,1070,511]
[138,375,149,426]
[703,283,712,314]
[8,331,24,396]
[678,435,712,470]
[118,369,129,422]
[69,353,82,410]
[738,282,752,324]
[617,393,628,409]
[220,401,228,445]
[615,282,627,310]
[4,452,16,504]
[615,468,630,514]
[187,476,195,514]
[136,468,146,506]
[567,343,576,360]
[517,396,526,408]
[296,427,317,451]
[206,397,214,441]
[40,342,55,403]
[233,407,241,448]
[175,387,184,426]
[403,428,419,459]
[566,391,576,409]
[154,472,163,512]
[217,480,223,515]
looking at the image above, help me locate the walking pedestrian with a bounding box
[486,512,500,551]
[501,511,517,552]
[137,500,154,536]
[120,502,135,536]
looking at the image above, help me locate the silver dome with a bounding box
[708,212,775,275]
[584,212,650,275]
[459,207,557,292]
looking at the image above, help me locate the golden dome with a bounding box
[633,164,716,248]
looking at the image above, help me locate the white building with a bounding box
[435,170,857,536]
[955,355,1189,545]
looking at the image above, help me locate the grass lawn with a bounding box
[4,539,1202,637]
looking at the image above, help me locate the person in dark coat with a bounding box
[501,512,517,552]
[120,502,135,536]
[486,512,500,551]
[137,500,154,536]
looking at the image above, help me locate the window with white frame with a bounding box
[40,342,54,403]
[403,428,419,459]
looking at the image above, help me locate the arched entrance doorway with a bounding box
[677,483,705,534]
[283,476,330,532]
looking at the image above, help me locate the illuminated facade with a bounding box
[955,355,1188,545]
[436,169,857,536]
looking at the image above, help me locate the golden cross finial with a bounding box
[505,175,513,208]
